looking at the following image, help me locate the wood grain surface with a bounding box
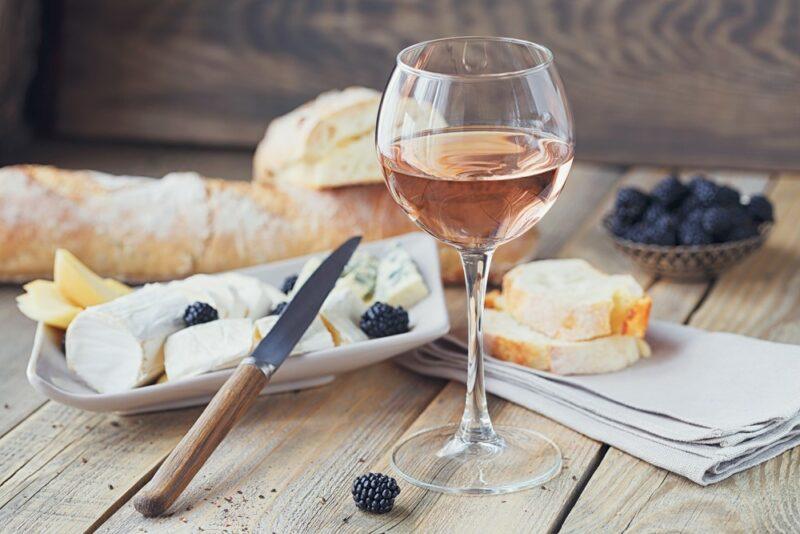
[51,0,800,170]
[133,364,268,517]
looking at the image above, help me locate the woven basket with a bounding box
[603,218,772,280]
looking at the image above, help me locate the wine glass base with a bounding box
[391,424,561,494]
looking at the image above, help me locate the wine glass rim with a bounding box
[396,36,554,81]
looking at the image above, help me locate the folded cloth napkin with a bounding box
[399,320,800,485]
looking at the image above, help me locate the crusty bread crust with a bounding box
[0,165,538,284]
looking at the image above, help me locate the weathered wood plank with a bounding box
[0,286,43,438]
[53,0,800,170]
[561,176,800,534]
[0,363,444,532]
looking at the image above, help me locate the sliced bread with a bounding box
[484,309,650,375]
[503,259,651,341]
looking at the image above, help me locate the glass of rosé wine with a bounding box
[377,36,574,494]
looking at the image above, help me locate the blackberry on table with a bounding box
[614,187,650,223]
[183,302,219,327]
[269,301,288,316]
[360,302,409,338]
[281,274,299,294]
[651,175,688,209]
[746,195,774,223]
[352,473,400,514]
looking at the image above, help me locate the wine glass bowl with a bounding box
[376,37,574,494]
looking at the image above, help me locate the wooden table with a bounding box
[1,143,798,533]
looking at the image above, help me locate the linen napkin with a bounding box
[399,320,800,485]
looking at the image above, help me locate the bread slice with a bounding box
[503,259,651,341]
[253,87,383,189]
[484,309,649,375]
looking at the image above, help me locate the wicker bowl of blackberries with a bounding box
[604,174,774,280]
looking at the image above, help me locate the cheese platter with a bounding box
[25,232,449,414]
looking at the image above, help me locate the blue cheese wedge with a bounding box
[254,314,334,354]
[373,244,429,309]
[164,318,254,381]
[337,251,378,301]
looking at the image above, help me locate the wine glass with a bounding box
[376,36,574,494]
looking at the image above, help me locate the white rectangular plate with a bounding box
[26,232,449,414]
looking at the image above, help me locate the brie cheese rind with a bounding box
[218,273,273,319]
[260,282,288,311]
[164,318,254,381]
[66,284,190,393]
[172,274,246,318]
[289,256,323,298]
[320,286,368,345]
[373,244,429,309]
[254,315,335,355]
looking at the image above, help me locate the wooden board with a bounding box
[51,0,800,170]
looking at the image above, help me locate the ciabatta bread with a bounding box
[0,165,536,284]
[484,309,650,375]
[254,87,383,189]
[503,259,651,341]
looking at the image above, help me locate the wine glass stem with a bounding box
[457,249,499,444]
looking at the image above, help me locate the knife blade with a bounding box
[134,236,362,517]
[245,235,362,373]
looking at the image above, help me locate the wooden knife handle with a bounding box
[133,363,268,517]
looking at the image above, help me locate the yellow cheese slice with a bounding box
[54,249,129,307]
[17,280,83,329]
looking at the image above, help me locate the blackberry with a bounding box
[624,223,654,244]
[688,176,719,206]
[269,301,288,316]
[649,215,678,246]
[281,274,299,294]
[675,194,702,218]
[651,175,688,209]
[360,302,409,338]
[678,211,712,246]
[701,207,734,241]
[728,220,759,241]
[642,203,670,224]
[712,185,741,208]
[746,195,774,223]
[613,187,649,223]
[606,213,630,237]
[352,473,400,514]
[183,302,219,327]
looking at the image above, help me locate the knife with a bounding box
[133,236,362,517]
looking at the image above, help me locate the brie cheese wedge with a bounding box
[319,286,368,345]
[373,244,429,309]
[66,284,190,393]
[261,282,288,311]
[254,315,334,355]
[218,273,273,319]
[170,274,246,318]
[164,318,254,381]
[289,256,323,298]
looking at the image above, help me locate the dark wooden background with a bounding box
[4,0,800,171]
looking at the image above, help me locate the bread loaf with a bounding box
[253,87,383,189]
[0,165,537,284]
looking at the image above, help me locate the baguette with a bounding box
[503,259,651,341]
[484,309,649,375]
[0,165,537,284]
[253,87,383,189]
